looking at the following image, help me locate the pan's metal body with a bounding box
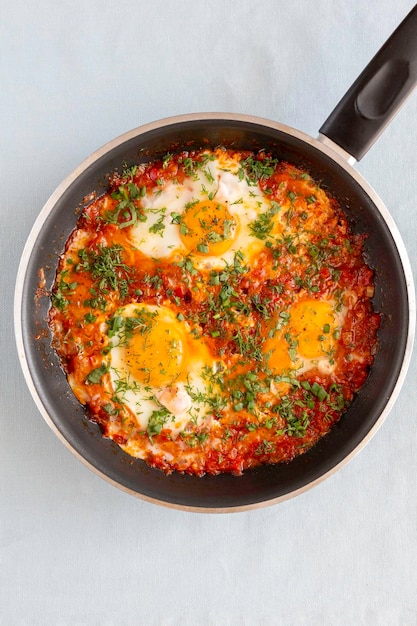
[14,114,415,511]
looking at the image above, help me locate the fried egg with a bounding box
[108,303,220,438]
[263,298,346,377]
[128,152,272,270]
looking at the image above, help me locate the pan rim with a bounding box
[14,112,416,512]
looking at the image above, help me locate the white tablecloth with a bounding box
[1,1,416,624]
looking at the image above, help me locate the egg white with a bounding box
[128,155,271,270]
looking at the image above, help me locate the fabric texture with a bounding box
[1,1,416,624]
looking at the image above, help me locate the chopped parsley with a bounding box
[104,182,146,228]
[248,202,281,240]
[238,155,278,184]
[76,244,131,294]
[85,364,108,385]
[147,405,172,439]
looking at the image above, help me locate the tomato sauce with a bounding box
[49,149,380,476]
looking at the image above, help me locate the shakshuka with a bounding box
[49,148,380,476]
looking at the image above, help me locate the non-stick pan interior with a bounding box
[19,117,411,510]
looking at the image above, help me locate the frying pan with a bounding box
[14,6,417,512]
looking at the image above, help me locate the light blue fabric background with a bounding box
[1,1,417,624]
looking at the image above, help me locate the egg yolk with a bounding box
[263,333,294,374]
[263,299,337,373]
[179,199,238,256]
[289,300,335,359]
[123,317,184,386]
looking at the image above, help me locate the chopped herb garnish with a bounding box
[76,244,131,295]
[85,364,108,385]
[84,312,97,324]
[238,155,278,184]
[147,405,172,439]
[248,202,281,240]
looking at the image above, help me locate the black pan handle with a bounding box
[319,4,417,161]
